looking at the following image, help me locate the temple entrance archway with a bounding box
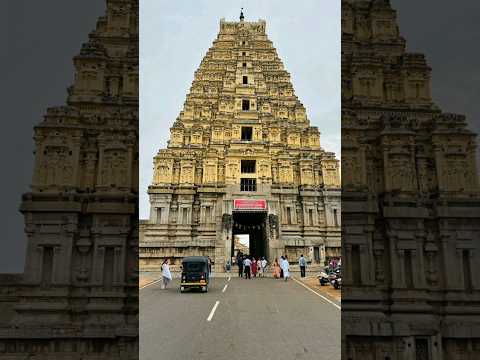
[231,211,268,260]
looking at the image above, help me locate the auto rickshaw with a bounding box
[180,256,210,293]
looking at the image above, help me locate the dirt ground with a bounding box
[139,273,160,288]
[299,275,341,302]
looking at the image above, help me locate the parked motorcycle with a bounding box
[318,271,330,286]
[330,274,341,289]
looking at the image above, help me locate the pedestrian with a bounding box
[299,254,307,278]
[237,253,244,278]
[161,259,172,289]
[207,256,212,274]
[279,256,285,278]
[260,257,268,277]
[273,258,281,279]
[243,256,252,279]
[251,257,257,277]
[280,256,290,281]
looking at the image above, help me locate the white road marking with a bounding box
[292,278,341,310]
[228,276,231,282]
[207,301,220,322]
[222,284,228,293]
[140,279,162,290]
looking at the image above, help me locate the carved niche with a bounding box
[153,157,174,184]
[202,158,218,184]
[101,146,128,188]
[278,160,293,184]
[180,160,195,184]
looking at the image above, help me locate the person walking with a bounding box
[161,259,172,289]
[299,254,307,278]
[243,256,252,279]
[251,257,258,278]
[237,253,244,278]
[280,256,290,282]
[260,257,268,277]
[207,256,212,275]
[279,256,285,278]
[273,258,281,278]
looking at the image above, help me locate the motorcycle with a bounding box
[318,271,330,286]
[330,274,341,289]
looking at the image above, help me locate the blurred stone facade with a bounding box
[0,0,139,358]
[140,16,341,272]
[342,1,480,359]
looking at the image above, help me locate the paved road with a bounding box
[140,275,340,360]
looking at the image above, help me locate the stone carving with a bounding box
[342,1,480,359]
[0,0,138,357]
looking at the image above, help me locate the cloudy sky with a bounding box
[140,0,341,219]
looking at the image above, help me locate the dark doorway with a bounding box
[231,211,267,260]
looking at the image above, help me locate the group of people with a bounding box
[271,256,290,281]
[236,253,308,281]
[236,254,268,279]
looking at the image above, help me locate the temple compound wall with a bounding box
[140,16,341,272]
[342,1,480,359]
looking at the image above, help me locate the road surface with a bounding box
[140,275,340,360]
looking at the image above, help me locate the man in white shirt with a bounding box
[280,256,290,281]
[243,257,252,279]
[260,257,268,277]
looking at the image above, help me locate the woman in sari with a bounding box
[251,257,257,277]
[161,258,172,289]
[273,258,281,279]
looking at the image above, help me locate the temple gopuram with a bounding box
[140,13,341,273]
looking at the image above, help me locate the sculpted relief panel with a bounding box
[202,159,218,184]
[35,145,75,188]
[153,158,174,184]
[100,148,129,188]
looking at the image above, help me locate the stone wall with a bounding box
[342,1,480,359]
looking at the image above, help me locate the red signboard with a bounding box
[233,199,267,210]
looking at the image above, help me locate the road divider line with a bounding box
[292,278,341,310]
[140,279,162,290]
[222,284,228,293]
[228,276,231,282]
[207,301,220,322]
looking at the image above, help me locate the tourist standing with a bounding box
[280,256,290,281]
[260,257,268,277]
[273,258,281,278]
[279,256,285,278]
[207,256,212,274]
[299,254,307,278]
[243,256,252,279]
[237,253,244,278]
[251,257,258,277]
[161,259,172,289]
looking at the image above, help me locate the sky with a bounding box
[140,0,341,219]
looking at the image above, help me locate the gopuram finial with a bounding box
[240,8,245,21]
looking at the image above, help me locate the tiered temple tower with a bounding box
[0,0,138,358]
[342,1,480,359]
[140,14,341,272]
